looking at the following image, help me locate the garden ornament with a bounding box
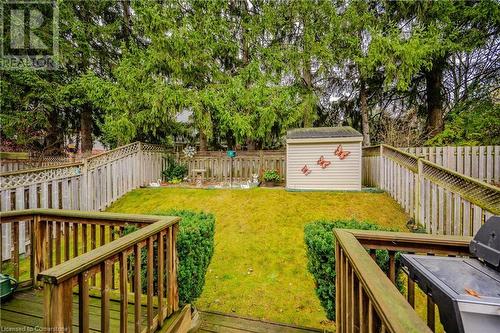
[183,146,196,158]
[317,155,331,169]
[334,145,351,160]
[149,179,162,187]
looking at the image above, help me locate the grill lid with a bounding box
[469,216,500,270]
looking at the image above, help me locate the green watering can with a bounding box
[0,273,18,302]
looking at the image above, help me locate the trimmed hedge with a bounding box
[164,209,215,305]
[124,210,215,306]
[304,220,402,321]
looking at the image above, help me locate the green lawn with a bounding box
[107,187,409,329]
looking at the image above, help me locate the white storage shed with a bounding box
[286,127,363,191]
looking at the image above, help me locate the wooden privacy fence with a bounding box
[401,146,500,185]
[179,146,498,184]
[0,142,166,259]
[178,150,286,182]
[362,145,500,236]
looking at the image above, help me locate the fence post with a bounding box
[415,158,423,226]
[80,158,89,211]
[138,142,144,186]
[259,150,264,178]
[379,145,384,189]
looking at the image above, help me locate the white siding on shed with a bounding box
[286,141,361,190]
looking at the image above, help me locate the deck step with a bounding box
[198,311,326,333]
[159,305,192,333]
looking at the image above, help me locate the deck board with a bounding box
[2,290,324,333]
[199,311,324,333]
[0,288,151,332]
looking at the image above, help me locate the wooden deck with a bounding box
[1,289,324,333]
[0,288,154,332]
[198,311,325,333]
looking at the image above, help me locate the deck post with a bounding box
[167,225,180,315]
[43,278,73,332]
[335,241,341,331]
[32,215,40,285]
[172,223,179,312]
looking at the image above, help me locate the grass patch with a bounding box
[107,187,409,329]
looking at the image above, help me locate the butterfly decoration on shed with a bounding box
[334,145,351,160]
[316,155,331,169]
[300,145,351,175]
[301,165,312,175]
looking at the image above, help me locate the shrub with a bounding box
[263,169,281,182]
[304,220,402,321]
[164,209,215,305]
[123,210,215,306]
[162,155,188,182]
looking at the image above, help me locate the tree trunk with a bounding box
[246,139,255,151]
[45,109,63,155]
[199,131,208,151]
[359,79,371,146]
[122,0,131,44]
[80,107,93,157]
[302,59,314,127]
[425,59,445,137]
[240,0,249,66]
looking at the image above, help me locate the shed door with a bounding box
[287,141,361,190]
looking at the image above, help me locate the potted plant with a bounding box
[261,169,282,187]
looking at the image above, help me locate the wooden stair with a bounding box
[198,311,326,333]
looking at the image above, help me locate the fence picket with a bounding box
[0,142,166,257]
[401,145,499,185]
[363,145,499,237]
[486,146,493,183]
[178,151,286,184]
[15,187,26,254]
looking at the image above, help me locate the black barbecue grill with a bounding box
[401,216,500,333]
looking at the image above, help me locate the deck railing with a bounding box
[362,145,500,236]
[0,209,180,333]
[334,229,471,333]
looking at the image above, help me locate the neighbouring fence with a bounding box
[178,150,286,183]
[0,153,81,173]
[362,145,500,236]
[0,142,166,259]
[401,146,500,185]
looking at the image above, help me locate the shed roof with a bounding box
[286,126,362,140]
